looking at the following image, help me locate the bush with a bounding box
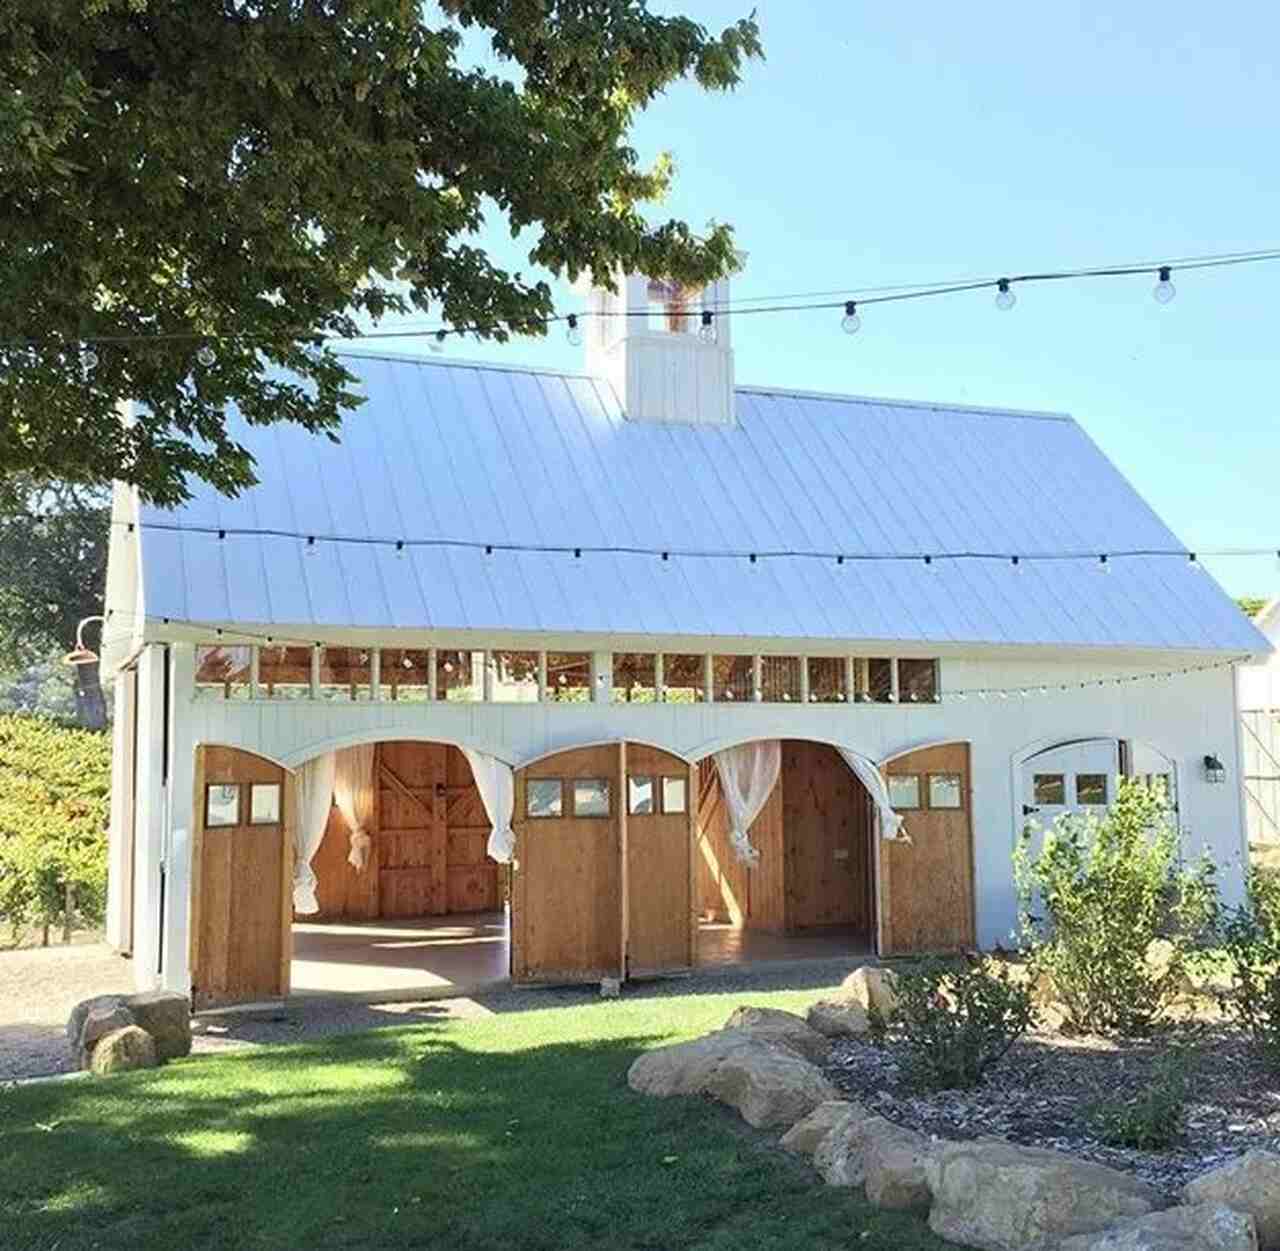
[1088,1048,1194,1150]
[1014,779,1218,1036]
[1218,867,1280,1067]
[869,957,1034,1091]
[0,714,110,943]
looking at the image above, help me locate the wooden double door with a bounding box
[511,742,696,983]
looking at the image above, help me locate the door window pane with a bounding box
[527,779,563,818]
[1077,774,1109,805]
[713,655,753,703]
[195,645,251,700]
[546,653,592,703]
[250,783,281,824]
[1033,774,1066,805]
[205,783,240,827]
[439,649,484,701]
[318,647,372,701]
[899,659,939,704]
[888,774,921,809]
[928,773,963,809]
[573,778,611,817]
[760,656,802,702]
[662,654,704,703]
[807,657,847,704]
[613,653,657,703]
[628,776,655,815]
[661,776,688,814]
[382,648,430,701]
[492,651,539,703]
[259,645,314,700]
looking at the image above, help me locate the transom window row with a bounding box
[194,645,940,705]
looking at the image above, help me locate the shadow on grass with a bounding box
[1,1021,948,1251]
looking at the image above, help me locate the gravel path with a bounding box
[1,943,861,1082]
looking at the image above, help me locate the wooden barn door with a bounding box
[512,744,623,983]
[191,746,292,1009]
[880,743,975,955]
[624,745,696,976]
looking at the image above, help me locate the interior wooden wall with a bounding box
[625,744,696,975]
[309,742,497,922]
[190,745,292,1009]
[881,742,975,954]
[512,744,623,983]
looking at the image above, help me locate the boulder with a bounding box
[78,1002,137,1068]
[126,990,192,1061]
[839,966,900,1017]
[864,1125,933,1212]
[1186,1151,1280,1249]
[813,1109,893,1188]
[67,993,128,1047]
[723,1006,830,1064]
[90,1025,158,1075]
[628,1031,762,1099]
[703,1037,841,1129]
[806,998,871,1039]
[925,1138,1165,1251]
[1056,1203,1258,1250]
[780,1100,861,1156]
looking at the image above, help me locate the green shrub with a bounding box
[1014,779,1218,1036]
[1088,1047,1194,1150]
[869,958,1034,1091]
[0,714,110,942]
[1219,867,1280,1067]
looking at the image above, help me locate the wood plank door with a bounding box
[512,744,622,983]
[880,742,975,955]
[445,747,500,912]
[378,741,446,917]
[783,740,874,934]
[191,746,292,1009]
[625,745,696,976]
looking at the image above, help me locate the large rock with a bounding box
[813,1108,892,1188]
[703,1037,841,1129]
[1057,1203,1258,1250]
[864,1125,933,1212]
[78,1002,137,1068]
[1186,1151,1280,1249]
[67,993,127,1046]
[126,990,192,1061]
[925,1138,1164,1251]
[840,966,900,1017]
[806,998,871,1039]
[628,1031,762,1098]
[780,1100,861,1156]
[90,1025,158,1075]
[722,1006,830,1064]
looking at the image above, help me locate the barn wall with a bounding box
[149,643,1248,994]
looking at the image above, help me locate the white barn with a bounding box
[100,271,1269,1007]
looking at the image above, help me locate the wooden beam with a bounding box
[280,771,296,997]
[619,740,629,982]
[378,759,432,819]
[188,745,206,1005]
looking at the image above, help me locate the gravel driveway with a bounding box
[2,941,861,1082]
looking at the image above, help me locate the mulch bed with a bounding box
[825,1025,1280,1198]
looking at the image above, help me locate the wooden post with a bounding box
[687,758,698,969]
[537,651,548,702]
[654,653,665,702]
[799,656,810,705]
[280,771,296,997]
[309,646,321,699]
[188,746,207,1000]
[369,648,381,701]
[752,655,763,702]
[703,654,714,703]
[62,881,73,944]
[619,740,629,982]
[844,656,856,704]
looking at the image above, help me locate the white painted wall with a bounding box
[1239,601,1280,712]
[134,643,1248,994]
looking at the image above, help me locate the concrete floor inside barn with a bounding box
[290,911,872,998]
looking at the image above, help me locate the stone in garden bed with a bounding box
[90,1025,158,1075]
[805,966,899,1038]
[779,1100,860,1155]
[1185,1150,1280,1250]
[722,1005,830,1063]
[1056,1202,1258,1250]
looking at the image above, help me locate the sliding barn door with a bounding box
[512,745,623,984]
[191,746,293,1009]
[880,743,975,955]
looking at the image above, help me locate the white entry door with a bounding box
[1021,738,1121,828]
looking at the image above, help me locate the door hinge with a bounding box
[1022,804,1040,816]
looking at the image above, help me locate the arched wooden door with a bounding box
[190,746,293,1008]
[880,742,975,955]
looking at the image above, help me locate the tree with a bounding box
[1239,597,1269,620]
[1,1,762,505]
[0,478,110,729]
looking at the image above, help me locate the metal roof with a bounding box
[136,352,1267,653]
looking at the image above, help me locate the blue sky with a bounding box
[382,2,1279,600]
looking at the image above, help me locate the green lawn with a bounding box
[1,987,950,1250]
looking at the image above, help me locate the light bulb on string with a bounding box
[81,346,98,371]
[196,344,217,368]
[841,301,861,334]
[566,314,583,346]
[1153,266,1176,305]
[699,310,716,343]
[994,279,1016,311]
[1098,554,1110,573]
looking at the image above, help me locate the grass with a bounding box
[0,986,950,1251]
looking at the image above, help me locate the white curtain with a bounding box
[713,741,781,866]
[334,744,376,871]
[463,748,516,864]
[837,747,910,843]
[292,751,337,913]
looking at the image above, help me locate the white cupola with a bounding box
[582,269,736,426]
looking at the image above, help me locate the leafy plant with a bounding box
[869,958,1034,1091]
[1218,867,1280,1067]
[1088,1048,1194,1150]
[1014,779,1218,1036]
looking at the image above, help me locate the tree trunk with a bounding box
[73,662,107,730]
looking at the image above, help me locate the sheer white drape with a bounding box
[334,744,376,871]
[292,752,336,913]
[837,748,909,843]
[462,748,516,864]
[713,741,781,866]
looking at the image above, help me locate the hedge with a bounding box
[0,714,110,943]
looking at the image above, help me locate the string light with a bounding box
[699,310,716,343]
[566,314,582,346]
[1098,554,1110,573]
[81,346,98,370]
[994,279,1017,311]
[1153,266,1176,305]
[841,301,861,334]
[196,345,217,368]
